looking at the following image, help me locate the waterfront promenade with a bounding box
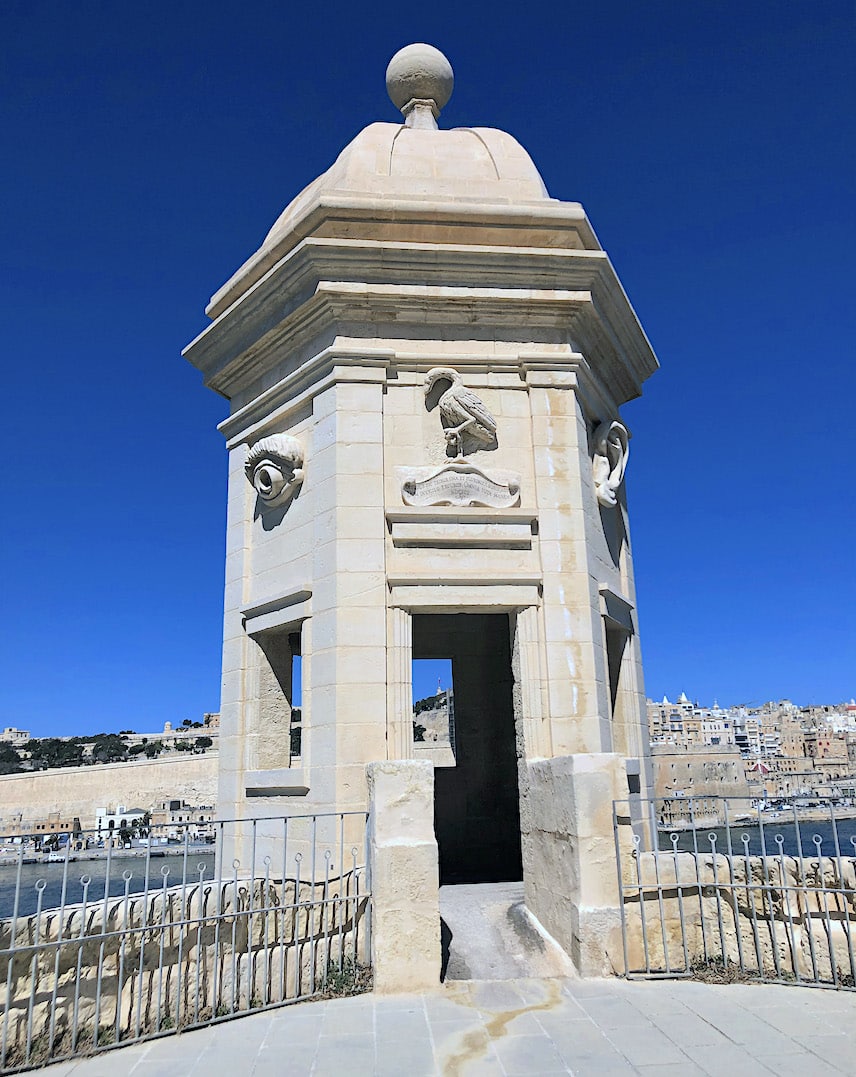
[40,975,856,1076]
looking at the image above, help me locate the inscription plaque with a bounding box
[397,463,521,508]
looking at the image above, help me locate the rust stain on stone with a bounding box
[440,979,562,1075]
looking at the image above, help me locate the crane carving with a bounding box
[424,367,497,457]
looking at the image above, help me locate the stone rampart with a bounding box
[0,755,219,830]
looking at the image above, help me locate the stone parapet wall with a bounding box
[0,869,368,1068]
[0,755,218,830]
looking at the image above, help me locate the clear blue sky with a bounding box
[2,2,853,736]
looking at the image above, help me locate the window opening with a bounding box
[412,658,455,763]
[290,632,302,759]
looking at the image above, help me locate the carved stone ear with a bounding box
[592,420,629,508]
[245,434,305,506]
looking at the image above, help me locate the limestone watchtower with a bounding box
[185,45,657,960]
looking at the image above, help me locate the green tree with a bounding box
[0,744,23,774]
[144,740,163,759]
[91,734,128,764]
[28,738,85,770]
[194,736,213,751]
[414,692,445,715]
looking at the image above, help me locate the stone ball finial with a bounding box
[386,43,454,118]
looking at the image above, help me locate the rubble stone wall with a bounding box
[0,871,368,1067]
[623,849,856,982]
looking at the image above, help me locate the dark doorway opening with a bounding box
[412,613,522,884]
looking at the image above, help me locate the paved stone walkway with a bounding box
[41,976,856,1076]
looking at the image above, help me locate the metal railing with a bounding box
[0,812,371,1073]
[614,796,856,990]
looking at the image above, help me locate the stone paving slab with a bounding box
[40,976,856,1075]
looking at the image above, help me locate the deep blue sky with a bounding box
[2,2,853,736]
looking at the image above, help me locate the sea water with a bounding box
[660,816,856,858]
[0,853,216,920]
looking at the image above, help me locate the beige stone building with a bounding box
[646,695,856,804]
[651,743,758,825]
[184,45,658,972]
[647,696,739,749]
[148,800,215,840]
[412,689,456,769]
[0,727,30,746]
[804,730,849,763]
[0,811,80,842]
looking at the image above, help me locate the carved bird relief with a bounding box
[424,367,497,457]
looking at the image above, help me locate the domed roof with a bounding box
[263,121,550,250]
[206,45,554,318]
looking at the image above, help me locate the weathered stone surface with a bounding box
[522,754,627,976]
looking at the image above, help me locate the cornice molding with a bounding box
[205,195,599,319]
[183,237,657,402]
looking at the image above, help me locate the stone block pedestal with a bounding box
[367,760,441,992]
[522,752,628,977]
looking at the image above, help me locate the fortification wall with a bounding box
[0,755,219,829]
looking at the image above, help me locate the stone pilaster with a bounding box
[513,603,550,759]
[527,371,612,756]
[310,372,388,813]
[386,607,413,761]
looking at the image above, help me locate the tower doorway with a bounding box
[412,613,522,884]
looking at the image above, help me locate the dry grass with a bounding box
[318,957,372,999]
[687,957,759,985]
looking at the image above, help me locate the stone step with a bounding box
[439,881,576,981]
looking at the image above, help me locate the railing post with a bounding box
[366,761,441,993]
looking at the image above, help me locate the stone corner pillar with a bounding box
[522,752,626,978]
[366,760,441,993]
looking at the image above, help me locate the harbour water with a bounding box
[0,852,216,920]
[660,815,856,858]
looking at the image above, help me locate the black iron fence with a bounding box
[614,796,856,990]
[0,812,371,1073]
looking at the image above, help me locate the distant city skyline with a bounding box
[2,4,853,737]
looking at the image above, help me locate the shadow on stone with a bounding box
[440,917,453,982]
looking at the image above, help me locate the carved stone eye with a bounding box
[245,434,305,506]
[253,462,286,501]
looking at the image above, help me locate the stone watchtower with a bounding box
[185,45,658,974]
